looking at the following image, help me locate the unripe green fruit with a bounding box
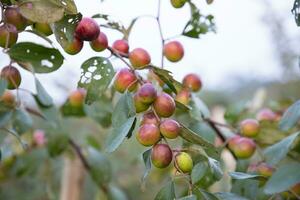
[90,32,108,52]
[136,83,157,104]
[129,48,151,69]
[69,88,86,107]
[160,119,180,139]
[0,25,18,48]
[163,41,184,62]
[33,23,53,36]
[1,66,21,89]
[114,68,137,93]
[136,124,161,146]
[75,17,100,41]
[231,137,256,159]
[153,92,176,118]
[151,144,173,168]
[175,152,193,173]
[240,119,260,138]
[170,0,187,8]
[175,89,190,105]
[4,7,27,31]
[141,111,160,126]
[182,73,202,92]
[256,108,277,122]
[134,94,150,113]
[112,39,129,54]
[64,37,83,55]
[0,90,15,107]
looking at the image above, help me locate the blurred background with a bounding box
[0,0,300,199]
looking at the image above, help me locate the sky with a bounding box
[0,0,299,103]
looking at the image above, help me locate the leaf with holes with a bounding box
[182,2,216,38]
[52,13,82,48]
[8,42,64,73]
[19,0,65,23]
[152,67,182,94]
[78,57,115,104]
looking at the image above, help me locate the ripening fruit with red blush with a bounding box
[114,68,137,93]
[240,119,260,138]
[256,108,277,122]
[75,17,100,41]
[227,135,241,150]
[163,41,184,62]
[182,73,202,92]
[160,119,181,139]
[4,7,27,31]
[32,23,53,36]
[175,89,190,105]
[129,48,151,69]
[1,66,21,89]
[153,93,176,118]
[90,32,108,52]
[0,90,15,107]
[256,163,275,178]
[136,83,157,104]
[69,88,86,107]
[0,25,18,48]
[136,124,161,146]
[151,144,173,168]
[231,137,256,159]
[141,111,160,126]
[64,37,84,55]
[112,39,129,54]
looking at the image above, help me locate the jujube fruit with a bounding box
[1,66,21,89]
[141,112,160,126]
[63,37,83,55]
[175,152,193,173]
[182,73,202,92]
[134,94,150,113]
[256,163,274,178]
[136,124,161,146]
[114,68,137,93]
[4,7,27,31]
[32,23,53,36]
[256,108,277,122]
[129,48,151,69]
[136,83,157,104]
[75,17,100,41]
[0,90,15,107]
[163,41,184,62]
[90,32,108,52]
[175,89,190,105]
[151,144,173,168]
[170,0,187,8]
[230,137,256,159]
[240,119,260,137]
[112,39,129,54]
[160,119,181,139]
[153,92,176,118]
[69,88,86,107]
[0,25,18,48]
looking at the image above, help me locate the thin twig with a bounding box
[156,0,165,68]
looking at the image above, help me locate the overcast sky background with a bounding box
[0,0,299,103]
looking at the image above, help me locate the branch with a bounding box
[156,0,165,68]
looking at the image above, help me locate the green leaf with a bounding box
[142,148,152,183]
[175,100,191,111]
[179,124,216,150]
[9,42,64,73]
[49,0,77,14]
[229,172,263,180]
[112,92,135,127]
[78,57,115,104]
[190,95,211,119]
[154,181,176,200]
[199,189,220,200]
[208,157,223,181]
[279,100,300,131]
[12,109,33,134]
[264,162,300,194]
[0,78,7,96]
[178,195,197,200]
[19,0,65,23]
[191,161,208,184]
[52,13,82,48]
[151,67,182,94]
[105,117,136,153]
[215,192,249,200]
[0,111,12,127]
[263,132,300,165]
[47,130,68,157]
[106,185,128,200]
[87,147,112,186]
[34,78,53,107]
[182,2,216,38]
